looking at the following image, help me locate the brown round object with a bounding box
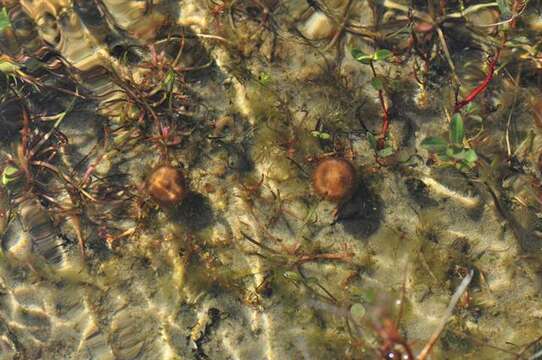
[312,158,356,201]
[147,166,186,206]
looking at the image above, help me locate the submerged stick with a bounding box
[417,269,474,360]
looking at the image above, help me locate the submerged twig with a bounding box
[417,270,474,360]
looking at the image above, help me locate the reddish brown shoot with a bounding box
[294,251,353,266]
[369,62,389,148]
[377,319,415,360]
[453,49,501,113]
[81,125,111,187]
[241,231,353,267]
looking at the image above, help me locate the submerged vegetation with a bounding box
[421,113,478,170]
[0,0,541,359]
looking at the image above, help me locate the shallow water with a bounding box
[1,1,542,359]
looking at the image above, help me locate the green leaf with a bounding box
[164,70,176,86]
[456,159,475,170]
[351,48,373,65]
[463,149,478,163]
[350,48,363,58]
[311,130,331,140]
[0,7,11,32]
[377,147,394,158]
[258,71,271,85]
[451,149,468,160]
[371,77,384,91]
[0,60,20,75]
[374,49,392,61]
[2,166,18,186]
[450,113,464,145]
[421,136,448,153]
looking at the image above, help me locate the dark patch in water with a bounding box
[173,193,215,230]
[0,99,22,143]
[74,0,106,28]
[404,177,438,208]
[335,181,383,238]
[466,203,484,222]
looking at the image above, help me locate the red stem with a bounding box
[370,62,390,147]
[379,91,389,145]
[21,105,30,155]
[453,49,501,113]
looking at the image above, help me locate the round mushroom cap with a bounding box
[147,166,186,206]
[312,158,356,201]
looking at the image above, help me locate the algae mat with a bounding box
[0,1,542,359]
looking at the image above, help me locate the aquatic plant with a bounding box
[351,47,393,150]
[421,113,478,171]
[0,98,87,267]
[0,7,9,32]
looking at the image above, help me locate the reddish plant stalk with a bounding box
[369,62,390,147]
[18,106,32,182]
[377,319,415,360]
[378,91,390,144]
[20,105,30,156]
[81,125,110,187]
[453,49,501,113]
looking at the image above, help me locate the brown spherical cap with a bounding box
[147,166,186,206]
[312,158,356,201]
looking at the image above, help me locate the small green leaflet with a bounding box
[311,130,331,140]
[351,48,373,64]
[377,147,394,158]
[258,71,271,85]
[449,113,464,145]
[1,166,18,186]
[420,136,447,154]
[0,7,11,32]
[374,49,392,61]
[0,60,20,74]
[463,149,477,163]
[351,48,393,64]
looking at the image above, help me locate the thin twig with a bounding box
[435,26,459,84]
[505,71,521,163]
[417,270,474,360]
